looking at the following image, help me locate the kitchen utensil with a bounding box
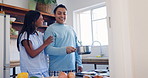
[77,46,91,54]
[77,41,91,54]
[76,71,98,77]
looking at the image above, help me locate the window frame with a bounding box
[73,2,107,45]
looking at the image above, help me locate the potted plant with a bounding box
[34,0,57,13]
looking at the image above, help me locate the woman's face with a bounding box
[55,8,67,24]
[35,14,44,27]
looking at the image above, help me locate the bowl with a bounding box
[10,17,16,22]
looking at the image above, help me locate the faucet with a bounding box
[92,41,103,57]
[78,40,82,46]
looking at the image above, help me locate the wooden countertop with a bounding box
[9,56,109,68]
[10,60,20,68]
[82,56,109,65]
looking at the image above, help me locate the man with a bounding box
[44,4,83,76]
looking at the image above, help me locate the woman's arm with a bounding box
[22,36,53,58]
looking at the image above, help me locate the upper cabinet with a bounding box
[0,3,55,32]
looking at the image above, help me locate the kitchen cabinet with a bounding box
[0,3,55,39]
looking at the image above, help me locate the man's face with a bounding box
[55,8,67,24]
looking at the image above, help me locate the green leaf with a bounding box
[34,0,44,3]
[34,0,56,4]
[30,76,39,78]
[44,0,49,4]
[51,0,56,4]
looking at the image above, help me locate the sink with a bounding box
[82,56,108,59]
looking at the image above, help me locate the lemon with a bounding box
[96,55,101,57]
[17,72,28,78]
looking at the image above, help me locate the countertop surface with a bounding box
[82,56,108,60]
[10,60,20,68]
[82,56,109,65]
[10,56,109,68]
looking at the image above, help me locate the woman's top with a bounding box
[19,31,48,75]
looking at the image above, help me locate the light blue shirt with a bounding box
[44,23,82,71]
[19,31,49,77]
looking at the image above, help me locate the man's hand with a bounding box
[78,66,83,72]
[66,46,76,54]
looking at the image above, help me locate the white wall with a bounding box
[57,0,105,26]
[0,0,2,3]
[3,0,28,8]
[129,0,148,77]
[107,0,148,78]
[10,39,20,61]
[107,0,133,78]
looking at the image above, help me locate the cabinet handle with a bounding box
[108,17,111,28]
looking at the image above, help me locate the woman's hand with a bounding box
[44,36,53,46]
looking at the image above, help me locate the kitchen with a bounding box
[0,0,148,78]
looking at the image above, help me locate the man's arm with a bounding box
[44,27,67,55]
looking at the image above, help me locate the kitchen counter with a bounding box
[10,60,20,78]
[82,56,109,69]
[10,60,20,68]
[82,56,109,65]
[9,57,109,67]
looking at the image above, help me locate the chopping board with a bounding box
[44,76,58,78]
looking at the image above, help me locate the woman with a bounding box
[17,10,53,77]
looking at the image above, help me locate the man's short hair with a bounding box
[53,4,67,14]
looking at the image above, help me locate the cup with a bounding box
[43,22,48,26]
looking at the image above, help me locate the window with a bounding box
[74,3,108,46]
